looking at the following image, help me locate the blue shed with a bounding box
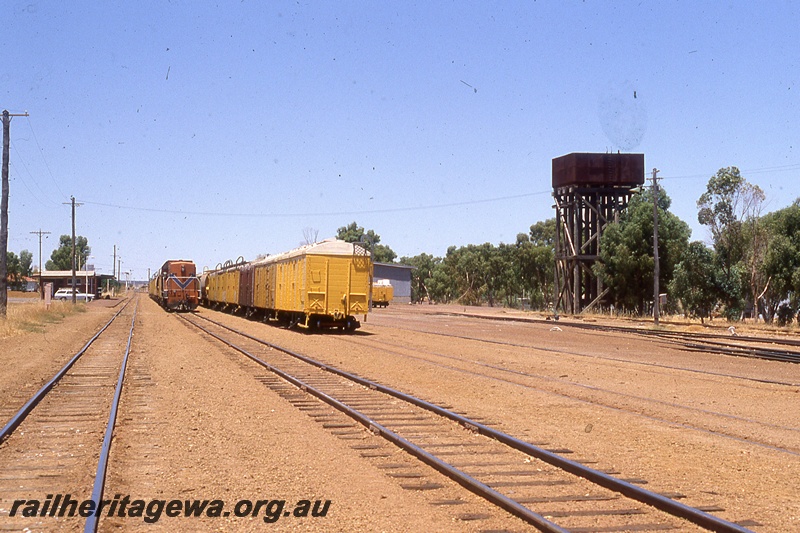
[373,262,414,304]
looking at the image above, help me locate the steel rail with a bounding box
[369,320,800,387]
[467,310,800,344]
[672,338,800,363]
[0,298,133,443]
[182,315,567,532]
[189,314,753,533]
[452,311,800,362]
[84,296,139,533]
[339,334,800,455]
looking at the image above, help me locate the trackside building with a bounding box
[373,262,414,304]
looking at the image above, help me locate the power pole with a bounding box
[1,109,29,318]
[650,168,661,326]
[30,229,50,298]
[63,196,83,304]
[112,245,117,296]
[71,197,76,304]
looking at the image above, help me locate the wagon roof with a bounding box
[252,238,365,265]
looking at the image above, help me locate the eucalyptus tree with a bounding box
[516,218,556,309]
[668,241,721,323]
[401,252,449,303]
[761,200,800,323]
[336,221,397,263]
[442,244,489,306]
[595,187,690,314]
[697,167,765,319]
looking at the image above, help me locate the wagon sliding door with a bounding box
[305,255,329,315]
[238,264,254,308]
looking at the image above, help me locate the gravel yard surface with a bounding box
[1,296,798,531]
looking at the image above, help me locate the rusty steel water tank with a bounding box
[552,153,645,189]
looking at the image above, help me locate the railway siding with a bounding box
[99,297,500,532]
[183,312,756,532]
[206,303,798,531]
[2,298,798,531]
[0,299,137,531]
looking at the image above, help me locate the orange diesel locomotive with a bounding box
[149,260,200,312]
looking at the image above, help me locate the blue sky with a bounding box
[3,1,798,280]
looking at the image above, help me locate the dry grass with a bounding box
[0,300,86,339]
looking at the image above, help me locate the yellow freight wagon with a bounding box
[372,279,393,308]
[253,260,276,311]
[202,259,242,306]
[205,239,372,331]
[262,239,371,330]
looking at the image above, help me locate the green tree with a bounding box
[529,218,556,247]
[401,220,557,309]
[5,250,33,290]
[761,200,800,322]
[19,249,33,277]
[596,187,690,314]
[401,253,451,303]
[516,219,555,309]
[45,235,90,271]
[487,243,519,307]
[442,244,488,306]
[336,221,368,243]
[336,222,397,263]
[6,252,21,284]
[371,244,397,264]
[668,242,721,323]
[516,240,549,309]
[697,167,765,319]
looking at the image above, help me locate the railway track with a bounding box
[366,314,800,390]
[182,313,758,532]
[0,296,138,532]
[450,310,800,364]
[340,332,800,457]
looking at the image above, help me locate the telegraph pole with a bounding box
[30,229,50,298]
[63,196,83,304]
[71,197,76,304]
[1,109,29,317]
[112,245,117,296]
[650,168,661,326]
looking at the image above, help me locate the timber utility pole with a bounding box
[63,196,83,304]
[650,168,661,326]
[1,109,30,318]
[30,229,50,298]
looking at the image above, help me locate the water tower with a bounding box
[552,152,644,314]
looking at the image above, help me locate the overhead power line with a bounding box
[662,163,800,180]
[9,142,56,206]
[80,191,553,218]
[26,117,68,200]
